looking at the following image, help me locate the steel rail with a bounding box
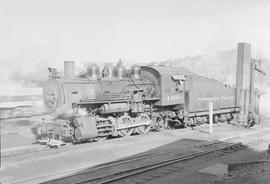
[4,117,269,162]
[2,138,214,163]
[4,118,270,161]
[67,142,243,184]
[79,140,227,172]
[0,112,47,120]
[100,143,244,184]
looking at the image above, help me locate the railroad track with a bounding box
[3,116,270,163]
[42,141,246,184]
[1,137,207,163]
[2,146,52,160]
[0,112,47,120]
[1,132,193,161]
[6,118,270,184]
[5,140,225,184]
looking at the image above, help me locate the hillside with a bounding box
[162,49,270,116]
[163,49,269,87]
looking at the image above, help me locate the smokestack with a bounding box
[64,61,75,78]
[236,42,251,88]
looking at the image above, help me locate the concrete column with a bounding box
[236,42,251,89]
[236,42,251,115]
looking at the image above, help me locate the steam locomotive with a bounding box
[32,60,260,144]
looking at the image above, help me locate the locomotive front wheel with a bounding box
[117,115,133,137]
[136,114,151,135]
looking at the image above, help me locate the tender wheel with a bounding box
[117,115,133,137]
[196,116,203,125]
[220,114,227,123]
[189,118,195,129]
[202,116,208,124]
[214,115,219,123]
[136,114,151,135]
[226,113,232,121]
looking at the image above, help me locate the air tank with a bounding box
[99,103,130,114]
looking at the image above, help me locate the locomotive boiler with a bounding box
[33,56,261,145]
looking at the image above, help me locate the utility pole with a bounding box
[249,58,266,114]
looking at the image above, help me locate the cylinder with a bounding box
[64,61,75,78]
[73,117,98,140]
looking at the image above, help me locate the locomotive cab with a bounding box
[140,65,192,107]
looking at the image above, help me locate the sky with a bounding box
[0,0,269,114]
[0,0,270,73]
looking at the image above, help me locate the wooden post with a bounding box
[0,109,1,168]
[209,102,213,134]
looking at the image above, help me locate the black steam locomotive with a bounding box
[32,60,260,145]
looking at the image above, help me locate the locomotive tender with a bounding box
[33,59,253,144]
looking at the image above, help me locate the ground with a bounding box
[0,117,270,184]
